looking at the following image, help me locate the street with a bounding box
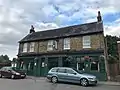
[0,78,119,90]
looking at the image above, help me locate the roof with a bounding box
[19,21,103,43]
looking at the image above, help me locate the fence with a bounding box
[108,63,120,81]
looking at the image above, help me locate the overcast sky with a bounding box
[0,0,120,60]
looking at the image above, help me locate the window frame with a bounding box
[83,36,91,48]
[51,68,58,72]
[54,40,58,49]
[23,43,28,52]
[29,42,35,52]
[90,61,99,71]
[47,40,54,51]
[64,38,70,50]
[0,67,6,71]
[57,68,66,73]
[66,69,75,74]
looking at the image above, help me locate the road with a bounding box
[0,78,119,90]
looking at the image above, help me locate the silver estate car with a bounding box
[47,67,97,86]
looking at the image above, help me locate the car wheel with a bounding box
[80,78,88,86]
[0,74,2,78]
[51,76,58,83]
[22,76,26,79]
[11,75,15,79]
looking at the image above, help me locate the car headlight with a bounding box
[47,75,52,77]
[88,78,95,81]
[16,73,20,75]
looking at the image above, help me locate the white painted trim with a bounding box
[117,41,120,43]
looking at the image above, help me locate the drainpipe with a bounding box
[104,37,110,80]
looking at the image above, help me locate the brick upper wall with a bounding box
[19,33,105,54]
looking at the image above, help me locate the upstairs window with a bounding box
[47,40,54,51]
[23,43,27,52]
[64,38,70,50]
[29,42,35,52]
[47,40,57,51]
[83,36,91,48]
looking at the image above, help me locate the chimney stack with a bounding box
[30,25,35,33]
[97,11,102,22]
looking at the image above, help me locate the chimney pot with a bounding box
[30,25,35,33]
[97,11,102,22]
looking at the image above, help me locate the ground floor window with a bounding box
[91,61,99,71]
[78,63,85,70]
[63,56,76,68]
[30,62,34,70]
[48,58,58,70]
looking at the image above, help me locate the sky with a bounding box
[0,0,120,60]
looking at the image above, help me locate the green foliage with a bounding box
[12,58,18,62]
[105,35,119,63]
[108,55,118,64]
[0,55,11,63]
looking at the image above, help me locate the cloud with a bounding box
[0,44,18,60]
[35,22,59,31]
[0,0,120,59]
[104,25,120,36]
[104,19,120,36]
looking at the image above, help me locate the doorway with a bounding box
[40,58,46,76]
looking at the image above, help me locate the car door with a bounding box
[0,67,5,76]
[6,69,13,78]
[57,68,68,82]
[2,68,8,77]
[66,68,80,83]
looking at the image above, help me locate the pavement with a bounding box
[26,76,120,86]
[99,81,120,86]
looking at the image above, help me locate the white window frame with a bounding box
[64,38,70,50]
[117,41,120,43]
[23,43,27,52]
[29,42,35,52]
[83,36,91,48]
[47,40,54,51]
[54,40,58,49]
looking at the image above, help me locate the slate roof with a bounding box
[19,21,103,43]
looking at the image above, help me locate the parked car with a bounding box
[47,67,97,86]
[0,66,26,79]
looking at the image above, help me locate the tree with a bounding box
[12,58,18,63]
[3,55,9,61]
[105,35,119,63]
[0,56,5,63]
[0,55,11,63]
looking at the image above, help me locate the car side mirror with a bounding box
[8,70,11,72]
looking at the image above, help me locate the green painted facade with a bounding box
[17,50,107,81]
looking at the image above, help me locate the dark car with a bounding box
[0,67,26,79]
